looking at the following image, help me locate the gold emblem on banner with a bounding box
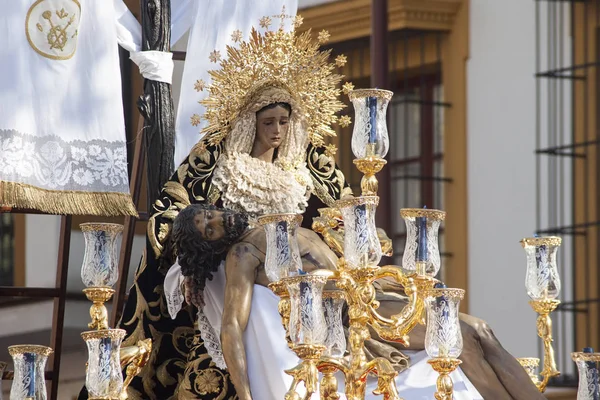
[25,0,81,60]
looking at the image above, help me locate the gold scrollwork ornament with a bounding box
[26,0,81,60]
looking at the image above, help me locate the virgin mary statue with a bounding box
[101,16,354,400]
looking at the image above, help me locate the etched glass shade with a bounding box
[516,358,540,386]
[322,291,346,358]
[349,89,393,159]
[572,352,600,400]
[400,208,446,276]
[520,237,562,301]
[9,345,53,400]
[81,329,126,399]
[80,223,123,288]
[336,197,382,269]
[257,214,303,282]
[285,275,328,347]
[424,288,464,359]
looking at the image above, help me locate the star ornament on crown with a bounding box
[199,9,353,148]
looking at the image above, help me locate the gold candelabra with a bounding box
[518,236,563,392]
[427,358,462,400]
[529,298,560,391]
[79,222,152,399]
[268,88,466,399]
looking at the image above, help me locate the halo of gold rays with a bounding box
[199,12,351,148]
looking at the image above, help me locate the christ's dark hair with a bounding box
[172,204,244,290]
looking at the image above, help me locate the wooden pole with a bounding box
[138,0,175,208]
[370,0,392,239]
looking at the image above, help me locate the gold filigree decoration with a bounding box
[79,222,124,233]
[259,16,272,29]
[294,15,304,28]
[342,82,355,95]
[8,345,53,357]
[81,328,126,341]
[335,54,347,67]
[324,144,337,158]
[194,79,206,92]
[400,208,446,220]
[520,236,562,248]
[199,17,346,149]
[338,115,352,127]
[256,213,303,226]
[317,30,331,43]
[190,114,201,127]
[208,50,221,63]
[231,29,242,42]
[349,88,394,101]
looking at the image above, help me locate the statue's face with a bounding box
[255,105,290,150]
[193,208,247,241]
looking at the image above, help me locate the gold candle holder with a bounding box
[529,298,561,391]
[268,280,292,349]
[348,88,393,197]
[424,287,465,400]
[520,236,562,392]
[83,287,115,330]
[427,358,463,400]
[353,156,387,197]
[80,223,123,331]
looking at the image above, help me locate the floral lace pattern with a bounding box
[0,129,130,192]
[197,310,227,370]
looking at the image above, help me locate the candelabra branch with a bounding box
[283,345,326,400]
[529,299,561,392]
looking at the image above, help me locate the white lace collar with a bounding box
[212,152,313,216]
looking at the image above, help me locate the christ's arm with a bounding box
[220,242,260,400]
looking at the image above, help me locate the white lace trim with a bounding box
[212,151,313,216]
[0,129,129,192]
[197,309,227,370]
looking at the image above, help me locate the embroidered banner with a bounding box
[0,0,136,216]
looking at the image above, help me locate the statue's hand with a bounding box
[183,276,205,309]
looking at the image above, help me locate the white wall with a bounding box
[467,0,539,358]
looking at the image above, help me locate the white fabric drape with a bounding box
[0,0,137,215]
[173,0,299,165]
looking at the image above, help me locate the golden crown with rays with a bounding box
[196,8,354,148]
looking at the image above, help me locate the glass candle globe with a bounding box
[400,208,446,276]
[424,288,465,359]
[257,214,303,282]
[9,345,53,400]
[322,290,346,358]
[349,88,393,159]
[81,329,126,399]
[285,274,328,347]
[80,223,123,288]
[520,236,562,301]
[336,196,382,269]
